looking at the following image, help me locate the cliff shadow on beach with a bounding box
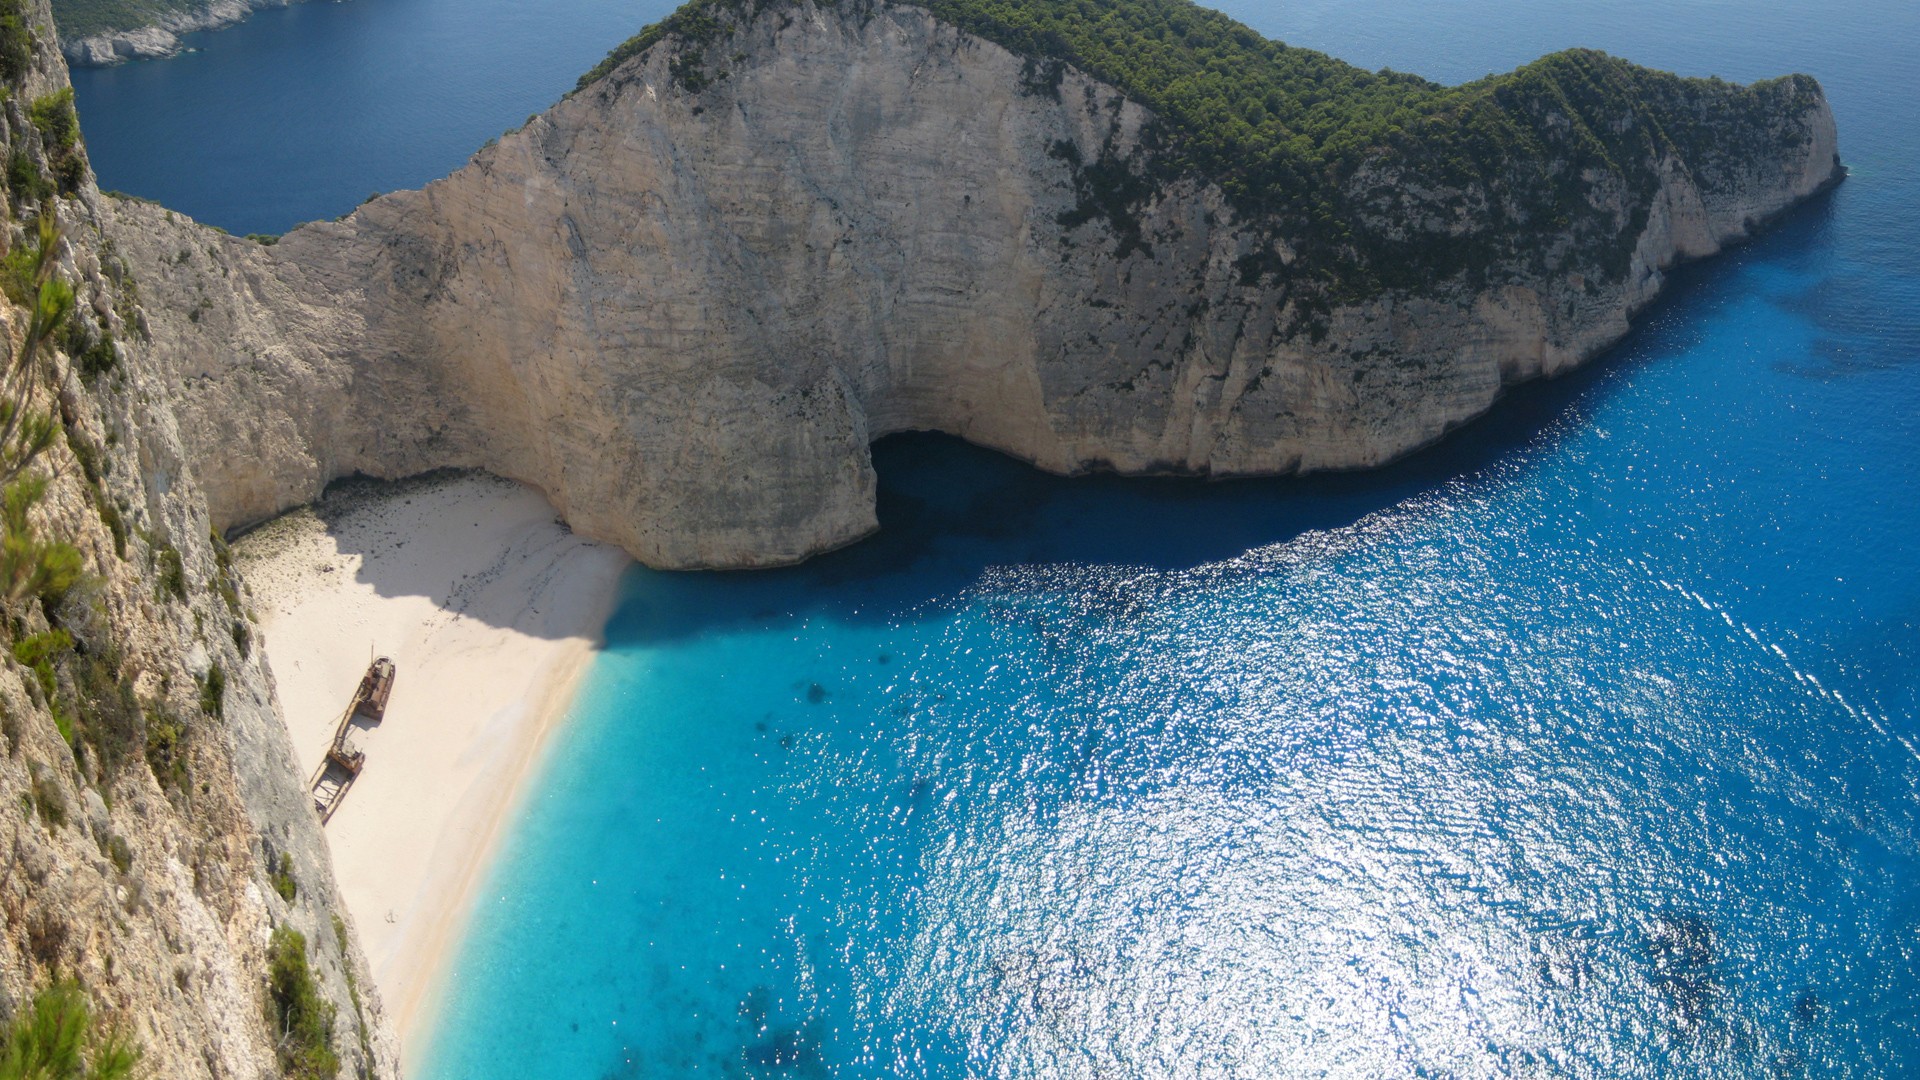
[232,468,629,644]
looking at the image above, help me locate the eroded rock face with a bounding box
[110,0,1840,569]
[0,0,398,1072]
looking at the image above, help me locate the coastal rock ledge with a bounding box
[108,0,1840,568]
[61,0,304,66]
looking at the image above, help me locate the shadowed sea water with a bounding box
[70,0,1920,1075]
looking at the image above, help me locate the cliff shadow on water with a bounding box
[598,180,1844,648]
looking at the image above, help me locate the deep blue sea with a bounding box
[70,0,664,236]
[73,0,1920,1075]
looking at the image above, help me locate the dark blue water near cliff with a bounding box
[73,0,1920,1075]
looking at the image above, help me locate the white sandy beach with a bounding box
[233,472,631,1059]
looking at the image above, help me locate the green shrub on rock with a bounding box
[0,479,81,606]
[0,978,141,1080]
[11,628,72,698]
[143,704,188,791]
[0,0,31,89]
[265,928,339,1080]
[27,89,85,195]
[196,662,224,719]
[270,852,297,903]
[4,149,50,209]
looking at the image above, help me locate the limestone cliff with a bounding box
[0,0,1845,1070]
[0,0,396,1075]
[108,0,1840,570]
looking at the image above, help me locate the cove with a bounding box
[64,0,1920,1074]
[424,200,1920,1071]
[418,1,1920,1073]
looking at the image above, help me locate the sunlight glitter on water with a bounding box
[53,0,1891,1073]
[425,381,1915,1074]
[55,0,1920,1068]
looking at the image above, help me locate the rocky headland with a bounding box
[57,0,311,66]
[108,0,1840,569]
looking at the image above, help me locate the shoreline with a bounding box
[61,0,317,67]
[233,470,631,1065]
[386,630,602,1067]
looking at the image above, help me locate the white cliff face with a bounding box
[13,1,1834,1068]
[109,0,1841,569]
[0,326,399,1077]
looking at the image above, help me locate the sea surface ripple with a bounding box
[65,0,1920,1075]
[424,2,1920,1074]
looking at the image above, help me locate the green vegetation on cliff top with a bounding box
[579,0,1825,294]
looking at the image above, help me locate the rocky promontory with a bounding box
[110,0,1840,569]
[57,0,308,66]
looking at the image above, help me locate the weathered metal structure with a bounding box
[310,656,396,822]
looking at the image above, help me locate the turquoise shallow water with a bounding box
[429,269,1920,1071]
[69,0,1920,1074]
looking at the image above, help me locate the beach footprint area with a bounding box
[234,472,631,1042]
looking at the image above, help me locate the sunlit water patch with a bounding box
[425,393,1917,1075]
[416,0,1919,1061]
[422,167,1920,1069]
[59,0,1918,1073]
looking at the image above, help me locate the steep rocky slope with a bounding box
[0,0,395,1075]
[110,0,1840,570]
